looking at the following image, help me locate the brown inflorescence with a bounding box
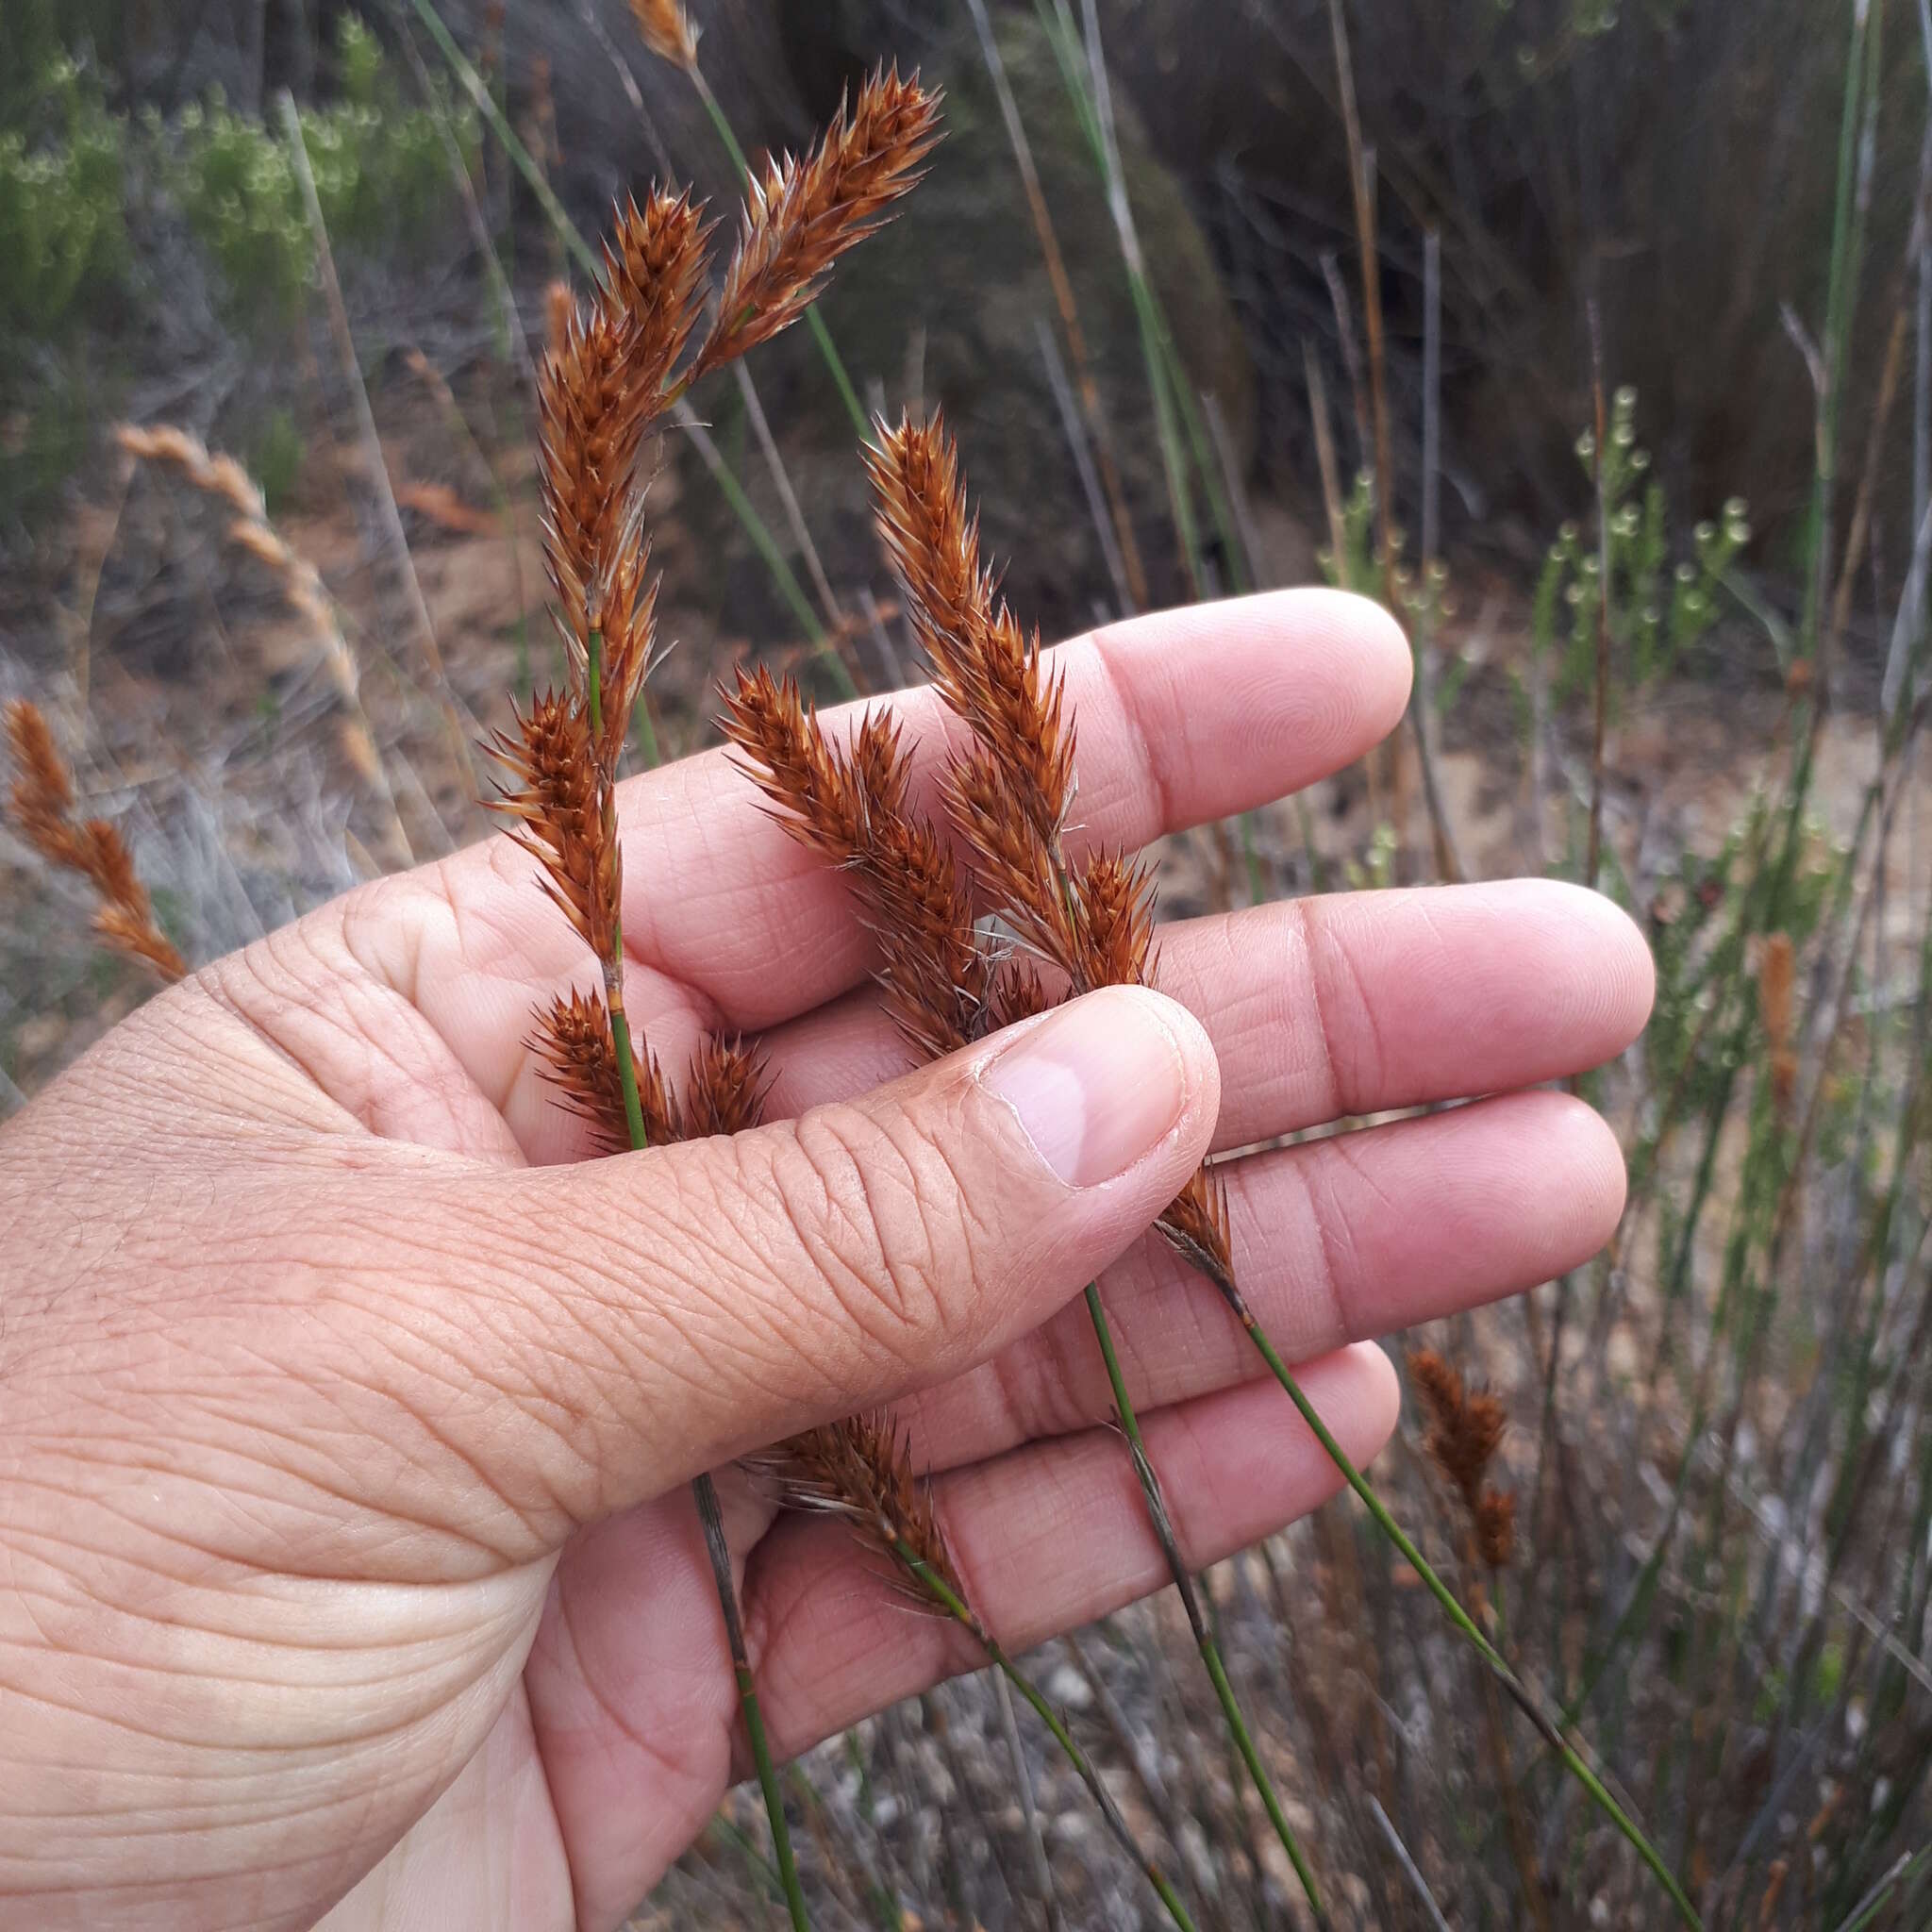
[537,189,706,657]
[486,689,622,971]
[781,1413,973,1624]
[5,700,187,981]
[720,664,1008,1063]
[628,0,697,68]
[531,989,766,1154]
[697,69,941,379]
[866,408,1241,1297]
[1407,1348,1517,1572]
[1759,930,1797,1111]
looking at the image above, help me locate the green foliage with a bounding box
[251,407,306,513]
[0,55,126,335]
[168,16,477,330]
[1535,389,1751,697]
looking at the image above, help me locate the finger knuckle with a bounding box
[770,1100,991,1362]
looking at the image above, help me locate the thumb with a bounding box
[433,985,1219,1532]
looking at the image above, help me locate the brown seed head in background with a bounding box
[1760,930,1797,1110]
[4,700,186,981]
[1407,1347,1516,1569]
[628,0,697,68]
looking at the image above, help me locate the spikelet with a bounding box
[5,700,186,981]
[867,409,1074,849]
[683,1035,770,1138]
[867,408,1234,1290]
[485,689,621,970]
[720,665,996,1061]
[780,1413,974,1623]
[696,69,940,378]
[1407,1348,1516,1571]
[532,989,765,1151]
[628,0,697,67]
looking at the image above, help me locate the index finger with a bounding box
[418,588,1412,1039]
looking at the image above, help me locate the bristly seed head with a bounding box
[778,1414,972,1623]
[719,665,997,1062]
[696,68,941,379]
[627,0,697,68]
[5,699,186,981]
[485,688,622,970]
[532,989,766,1151]
[1407,1348,1515,1570]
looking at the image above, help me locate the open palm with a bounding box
[0,591,1650,1931]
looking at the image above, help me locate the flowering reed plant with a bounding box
[486,73,935,1930]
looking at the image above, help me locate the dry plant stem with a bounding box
[991,1664,1064,1932]
[1412,228,1464,884]
[1224,1307,1702,1929]
[280,92,475,808]
[965,0,1148,609]
[898,1549,1201,1932]
[1324,0,1460,882]
[1585,297,1612,891]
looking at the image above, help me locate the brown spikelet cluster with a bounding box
[628,0,697,67]
[780,1413,973,1621]
[508,90,947,1166]
[5,700,186,981]
[864,408,1233,1294]
[1759,930,1797,1111]
[867,411,1074,851]
[537,189,706,649]
[1407,1348,1516,1569]
[698,69,941,379]
[531,990,767,1152]
[487,689,622,969]
[720,665,1004,1062]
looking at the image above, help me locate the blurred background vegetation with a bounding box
[3,2,1930,1928]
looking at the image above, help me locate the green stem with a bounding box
[694,1471,810,1932]
[585,624,809,1930]
[1081,1282,1327,1924]
[1227,1298,1702,1929]
[691,69,871,441]
[902,1548,1201,1932]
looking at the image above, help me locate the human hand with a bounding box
[0,591,1652,1930]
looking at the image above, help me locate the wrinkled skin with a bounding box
[0,592,1652,1930]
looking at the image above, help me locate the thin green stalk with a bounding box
[587,625,808,1930]
[693,1471,809,1932]
[1226,1298,1702,1929]
[902,1545,1202,1932]
[1081,1282,1328,1925]
[688,68,870,441]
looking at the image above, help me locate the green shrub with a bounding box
[0,55,126,336]
[1533,388,1750,697]
[169,14,476,329]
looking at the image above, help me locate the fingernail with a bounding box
[979,988,1191,1188]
